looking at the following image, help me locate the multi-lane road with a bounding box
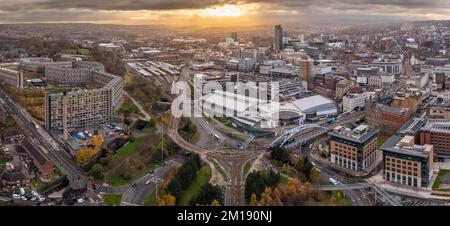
[121,157,185,206]
[208,151,259,206]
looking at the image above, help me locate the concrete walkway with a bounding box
[124,91,151,121]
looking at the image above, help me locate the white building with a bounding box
[343,93,366,113]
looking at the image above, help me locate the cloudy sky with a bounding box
[0,0,449,27]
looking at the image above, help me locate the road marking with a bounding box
[121,201,139,206]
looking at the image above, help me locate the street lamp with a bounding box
[155,164,158,203]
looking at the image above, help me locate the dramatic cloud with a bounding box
[0,0,449,24]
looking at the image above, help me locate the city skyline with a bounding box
[1,0,450,27]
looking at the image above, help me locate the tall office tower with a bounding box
[231,32,238,42]
[274,24,284,51]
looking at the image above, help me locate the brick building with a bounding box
[419,119,450,161]
[330,125,379,171]
[381,135,433,188]
[21,139,54,178]
[380,105,412,125]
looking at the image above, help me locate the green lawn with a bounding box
[110,137,145,166]
[104,194,123,206]
[191,131,201,145]
[63,48,90,55]
[333,191,352,206]
[6,115,16,127]
[0,154,10,165]
[106,163,156,187]
[225,132,246,142]
[211,159,228,180]
[47,87,70,94]
[119,98,144,117]
[106,176,130,187]
[377,135,389,149]
[432,169,450,190]
[179,165,212,205]
[244,162,252,176]
[215,117,234,128]
[104,137,157,186]
[280,175,289,185]
[144,189,157,206]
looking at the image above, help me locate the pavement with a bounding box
[124,91,151,121]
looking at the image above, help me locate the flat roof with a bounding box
[330,127,379,144]
[381,134,431,158]
[421,119,450,133]
[398,118,426,134]
[291,95,335,112]
[381,105,409,116]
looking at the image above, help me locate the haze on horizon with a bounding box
[0,0,449,28]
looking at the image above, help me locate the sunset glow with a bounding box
[199,5,245,18]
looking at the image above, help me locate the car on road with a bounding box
[329,178,338,185]
[145,180,151,185]
[91,183,100,190]
[132,182,137,187]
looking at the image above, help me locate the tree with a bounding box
[211,200,220,206]
[304,159,313,181]
[294,158,304,173]
[88,164,104,181]
[167,154,202,202]
[310,168,320,185]
[249,194,258,206]
[245,170,280,201]
[157,194,176,206]
[295,156,313,182]
[190,184,223,206]
[270,147,291,164]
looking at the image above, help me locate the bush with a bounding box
[270,147,291,164]
[88,164,104,181]
[190,184,223,206]
[244,170,280,201]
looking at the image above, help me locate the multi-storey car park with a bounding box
[41,60,123,137]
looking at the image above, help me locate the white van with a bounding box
[329,178,338,185]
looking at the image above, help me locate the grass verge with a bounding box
[104,194,123,206]
[179,165,212,205]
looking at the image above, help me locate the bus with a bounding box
[329,178,338,185]
[212,133,221,141]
